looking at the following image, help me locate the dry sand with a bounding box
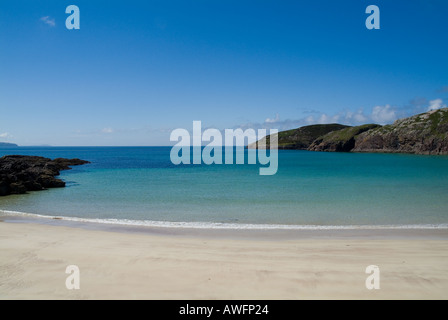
[1,220,447,299]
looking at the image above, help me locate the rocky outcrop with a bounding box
[0,155,90,196]
[250,108,448,155]
[353,108,448,155]
[247,123,349,149]
[308,124,381,152]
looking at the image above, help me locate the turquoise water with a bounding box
[1,147,448,228]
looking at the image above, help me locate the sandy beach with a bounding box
[1,219,448,300]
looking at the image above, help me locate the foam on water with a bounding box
[2,210,448,230]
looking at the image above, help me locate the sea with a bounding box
[1,146,448,230]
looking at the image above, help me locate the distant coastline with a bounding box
[0,142,18,147]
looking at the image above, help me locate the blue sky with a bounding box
[1,0,447,146]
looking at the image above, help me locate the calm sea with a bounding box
[1,146,448,229]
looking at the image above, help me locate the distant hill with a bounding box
[308,124,381,152]
[0,142,18,147]
[250,108,448,155]
[247,123,349,149]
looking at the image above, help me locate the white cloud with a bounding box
[265,113,280,123]
[101,127,114,134]
[40,16,56,27]
[236,104,402,134]
[317,113,340,124]
[371,105,397,124]
[0,132,12,139]
[427,98,446,111]
[302,108,376,126]
[305,115,314,124]
[345,109,368,123]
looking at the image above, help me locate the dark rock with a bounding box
[23,180,44,191]
[353,108,448,155]
[0,180,11,196]
[0,155,90,196]
[9,182,27,194]
[38,175,66,188]
[52,158,89,170]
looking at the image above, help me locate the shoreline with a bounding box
[2,211,448,240]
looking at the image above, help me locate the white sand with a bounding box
[1,221,447,299]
